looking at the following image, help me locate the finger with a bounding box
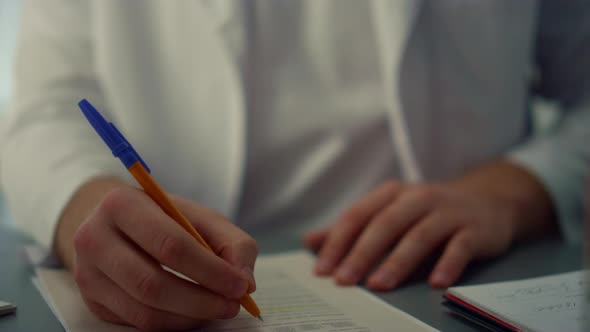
[366,211,458,290]
[429,230,479,289]
[334,188,435,286]
[303,226,332,252]
[83,223,241,320]
[171,195,259,293]
[316,181,401,275]
[76,259,127,325]
[82,298,127,325]
[83,268,238,331]
[95,188,249,299]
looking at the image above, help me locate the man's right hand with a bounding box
[54,178,258,331]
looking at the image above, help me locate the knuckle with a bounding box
[341,206,365,224]
[156,235,184,266]
[98,187,134,216]
[240,236,259,256]
[231,232,257,249]
[413,186,440,204]
[73,222,98,254]
[136,272,164,303]
[382,180,401,191]
[372,210,395,226]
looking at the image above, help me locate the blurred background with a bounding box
[0,0,21,115]
[0,0,22,226]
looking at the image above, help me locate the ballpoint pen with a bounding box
[78,99,262,321]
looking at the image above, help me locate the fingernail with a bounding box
[431,272,450,287]
[315,259,333,275]
[222,301,240,319]
[242,267,256,293]
[335,266,359,284]
[369,272,396,290]
[230,279,248,299]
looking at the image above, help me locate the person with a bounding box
[2,0,589,330]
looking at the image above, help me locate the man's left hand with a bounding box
[304,160,557,290]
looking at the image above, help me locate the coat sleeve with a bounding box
[0,0,128,249]
[508,0,590,244]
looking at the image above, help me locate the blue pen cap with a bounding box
[78,99,151,173]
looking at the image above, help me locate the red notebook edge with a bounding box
[443,292,522,332]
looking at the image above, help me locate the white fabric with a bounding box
[2,0,418,247]
[3,0,590,248]
[237,0,397,228]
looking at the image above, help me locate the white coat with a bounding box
[2,0,590,248]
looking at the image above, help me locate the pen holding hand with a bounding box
[66,100,260,331]
[128,162,261,319]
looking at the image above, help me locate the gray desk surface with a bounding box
[0,225,582,332]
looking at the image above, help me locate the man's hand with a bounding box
[55,179,258,331]
[304,161,557,290]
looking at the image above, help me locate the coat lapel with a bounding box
[371,0,424,182]
[189,0,247,217]
[188,0,425,214]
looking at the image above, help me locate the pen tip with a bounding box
[257,315,264,322]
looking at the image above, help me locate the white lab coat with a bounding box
[2,0,590,248]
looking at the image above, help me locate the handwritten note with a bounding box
[447,270,589,332]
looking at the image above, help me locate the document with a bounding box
[34,251,437,332]
[444,270,589,332]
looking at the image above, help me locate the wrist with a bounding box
[449,160,558,241]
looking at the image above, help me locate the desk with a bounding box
[0,225,582,332]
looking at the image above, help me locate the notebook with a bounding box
[0,300,16,316]
[443,270,589,332]
[34,251,438,332]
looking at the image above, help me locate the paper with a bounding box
[447,270,589,332]
[35,251,437,332]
